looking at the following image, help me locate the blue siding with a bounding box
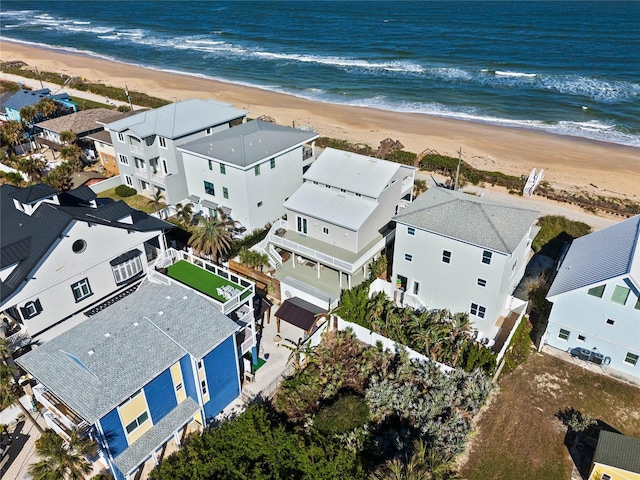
[144,368,177,424]
[99,409,128,457]
[180,354,198,402]
[203,336,240,420]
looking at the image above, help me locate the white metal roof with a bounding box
[284,183,377,231]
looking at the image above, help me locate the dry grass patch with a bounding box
[460,352,640,480]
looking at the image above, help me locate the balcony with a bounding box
[129,144,144,156]
[33,384,85,432]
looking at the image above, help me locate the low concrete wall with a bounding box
[90,175,121,193]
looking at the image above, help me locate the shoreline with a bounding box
[1,38,639,199]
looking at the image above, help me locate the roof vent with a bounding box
[183,295,188,300]
[158,311,164,315]
[88,350,95,355]
[133,321,139,327]
[165,296,171,300]
[104,332,111,338]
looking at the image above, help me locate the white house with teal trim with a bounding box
[17,280,243,480]
[390,187,539,340]
[544,215,640,383]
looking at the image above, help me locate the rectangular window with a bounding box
[404,253,413,262]
[270,158,276,169]
[477,278,487,287]
[71,278,92,302]
[257,201,263,208]
[201,380,208,395]
[158,136,167,149]
[208,160,213,170]
[413,282,419,295]
[125,411,149,434]
[125,175,133,187]
[206,127,212,135]
[442,250,451,264]
[322,226,329,235]
[587,285,606,298]
[175,382,183,392]
[161,158,168,174]
[297,217,308,234]
[204,181,215,196]
[470,303,486,318]
[21,299,42,319]
[606,318,615,326]
[577,335,586,342]
[139,180,149,191]
[624,352,639,366]
[112,254,143,285]
[149,157,159,174]
[223,187,229,199]
[407,227,415,236]
[611,285,630,305]
[220,163,226,174]
[118,153,129,165]
[635,297,640,310]
[117,132,124,142]
[601,474,611,480]
[482,250,492,265]
[134,157,145,169]
[254,164,260,176]
[558,328,570,341]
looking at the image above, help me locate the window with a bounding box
[606,318,615,326]
[407,227,415,236]
[624,352,639,366]
[149,157,159,174]
[482,250,492,265]
[220,163,226,174]
[257,201,263,208]
[254,164,260,176]
[134,157,145,169]
[470,303,486,318]
[175,382,183,392]
[208,160,213,170]
[355,193,362,197]
[161,158,168,174]
[477,278,487,287]
[118,153,129,165]
[442,250,451,264]
[21,299,42,319]
[112,254,143,285]
[223,187,229,199]
[71,278,92,302]
[601,474,611,480]
[204,181,215,195]
[125,411,149,434]
[558,328,570,341]
[322,226,329,235]
[611,285,630,305]
[404,253,413,262]
[587,285,606,298]
[117,132,124,142]
[158,136,167,148]
[636,297,640,310]
[201,380,208,396]
[125,175,133,186]
[413,282,420,295]
[270,158,276,169]
[297,217,307,234]
[139,180,149,191]
[206,127,212,135]
[72,239,87,254]
[577,335,586,342]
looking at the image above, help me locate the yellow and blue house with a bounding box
[589,431,640,480]
[18,280,242,480]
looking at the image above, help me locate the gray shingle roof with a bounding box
[17,281,239,423]
[394,187,539,254]
[547,214,640,298]
[303,148,412,198]
[592,431,640,473]
[284,183,376,231]
[105,99,246,139]
[179,120,318,167]
[34,108,116,135]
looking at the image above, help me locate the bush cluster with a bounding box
[114,185,137,197]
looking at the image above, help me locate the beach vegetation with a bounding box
[386,149,417,166]
[227,224,271,258]
[17,155,47,183]
[187,210,234,264]
[532,215,591,259]
[0,79,21,94]
[0,171,25,186]
[317,137,374,156]
[238,247,270,271]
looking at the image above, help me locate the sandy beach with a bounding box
[1,40,638,199]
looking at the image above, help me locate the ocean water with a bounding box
[1,0,639,147]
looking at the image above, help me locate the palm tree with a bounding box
[36,97,58,120]
[1,120,25,149]
[187,209,234,264]
[0,338,44,434]
[60,145,83,171]
[28,429,95,480]
[369,439,459,480]
[147,188,166,216]
[174,202,193,227]
[59,130,77,146]
[17,156,47,183]
[282,337,312,373]
[42,165,73,192]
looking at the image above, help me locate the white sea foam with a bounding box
[495,70,537,78]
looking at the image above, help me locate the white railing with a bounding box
[495,302,528,364]
[129,144,144,156]
[268,244,283,268]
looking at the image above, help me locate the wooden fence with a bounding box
[228,259,281,301]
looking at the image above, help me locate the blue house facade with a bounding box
[544,215,640,383]
[2,88,76,123]
[18,280,242,479]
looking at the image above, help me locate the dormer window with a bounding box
[158,136,167,149]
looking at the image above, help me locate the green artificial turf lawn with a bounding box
[166,260,241,303]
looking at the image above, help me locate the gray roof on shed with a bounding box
[284,183,376,231]
[592,430,640,473]
[304,148,413,198]
[17,281,239,423]
[105,99,246,139]
[547,215,640,298]
[179,120,318,167]
[394,187,539,254]
[34,108,115,135]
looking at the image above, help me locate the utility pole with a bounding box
[454,145,462,191]
[34,66,44,89]
[125,85,133,111]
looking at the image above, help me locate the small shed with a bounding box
[274,297,326,337]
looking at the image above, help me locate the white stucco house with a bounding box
[256,147,416,308]
[177,120,319,233]
[543,214,640,383]
[0,183,171,343]
[106,99,247,204]
[389,187,540,341]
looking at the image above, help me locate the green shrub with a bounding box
[532,215,591,259]
[314,394,369,435]
[385,150,417,165]
[114,185,137,197]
